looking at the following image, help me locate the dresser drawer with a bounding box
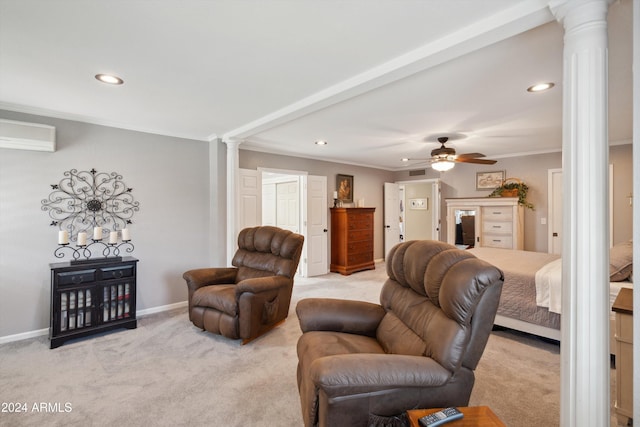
[56,269,96,286]
[482,206,513,221]
[100,264,135,281]
[348,241,373,254]
[347,215,373,230]
[482,221,512,234]
[616,312,633,342]
[483,235,513,249]
[347,251,373,265]
[348,229,373,242]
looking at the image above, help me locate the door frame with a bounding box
[394,178,441,242]
[258,167,328,277]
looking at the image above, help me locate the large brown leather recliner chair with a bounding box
[296,240,504,427]
[183,226,304,343]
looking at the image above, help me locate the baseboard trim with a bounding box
[0,328,49,344]
[0,300,189,345]
[136,300,188,316]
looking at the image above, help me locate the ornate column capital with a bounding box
[549,0,610,31]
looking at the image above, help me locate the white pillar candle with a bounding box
[109,231,118,244]
[58,230,69,245]
[121,228,130,241]
[77,232,87,246]
[333,191,338,199]
[93,227,102,240]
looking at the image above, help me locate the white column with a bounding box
[550,1,611,426]
[224,139,242,265]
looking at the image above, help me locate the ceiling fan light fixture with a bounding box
[431,159,455,172]
[527,82,554,92]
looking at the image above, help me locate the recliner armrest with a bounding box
[311,354,451,395]
[235,275,290,294]
[183,267,238,292]
[296,298,385,337]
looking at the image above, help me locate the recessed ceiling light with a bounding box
[95,74,124,85]
[315,140,327,145]
[401,158,409,162]
[527,82,554,93]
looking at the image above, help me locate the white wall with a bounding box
[0,110,212,338]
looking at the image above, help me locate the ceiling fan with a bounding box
[406,136,497,171]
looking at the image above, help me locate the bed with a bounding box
[468,241,633,347]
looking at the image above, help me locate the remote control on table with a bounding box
[418,407,464,427]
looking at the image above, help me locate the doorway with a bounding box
[258,168,328,277]
[384,179,441,258]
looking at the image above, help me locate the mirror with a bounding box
[454,209,476,247]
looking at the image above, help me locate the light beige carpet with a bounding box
[0,263,613,427]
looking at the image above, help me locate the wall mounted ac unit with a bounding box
[0,118,56,152]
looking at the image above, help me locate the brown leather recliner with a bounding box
[296,240,504,427]
[183,226,304,343]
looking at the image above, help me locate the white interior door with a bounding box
[276,180,299,233]
[303,175,328,277]
[432,180,441,241]
[262,182,276,226]
[384,182,401,259]
[238,168,261,231]
[549,166,613,254]
[549,168,563,254]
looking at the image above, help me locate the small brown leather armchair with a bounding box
[296,240,503,427]
[183,226,304,343]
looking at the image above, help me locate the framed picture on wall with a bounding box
[336,174,354,203]
[476,170,505,190]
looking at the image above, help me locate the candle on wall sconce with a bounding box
[109,231,118,244]
[58,230,69,245]
[77,232,87,246]
[93,227,102,240]
[121,228,130,241]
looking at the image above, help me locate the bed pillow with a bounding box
[610,240,633,282]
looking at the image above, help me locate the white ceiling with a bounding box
[0,0,632,171]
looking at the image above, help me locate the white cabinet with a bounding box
[445,197,524,250]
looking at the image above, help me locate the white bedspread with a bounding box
[535,258,563,314]
[535,257,633,314]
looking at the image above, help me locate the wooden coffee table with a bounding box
[407,406,506,427]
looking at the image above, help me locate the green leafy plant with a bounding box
[488,180,534,210]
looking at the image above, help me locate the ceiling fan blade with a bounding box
[456,152,486,159]
[455,158,497,165]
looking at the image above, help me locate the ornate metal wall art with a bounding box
[42,168,139,262]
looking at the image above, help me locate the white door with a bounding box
[303,175,328,277]
[262,182,276,226]
[549,167,613,254]
[276,181,299,233]
[432,181,441,241]
[548,169,563,254]
[239,168,261,231]
[384,182,401,259]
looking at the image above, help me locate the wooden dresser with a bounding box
[330,208,375,275]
